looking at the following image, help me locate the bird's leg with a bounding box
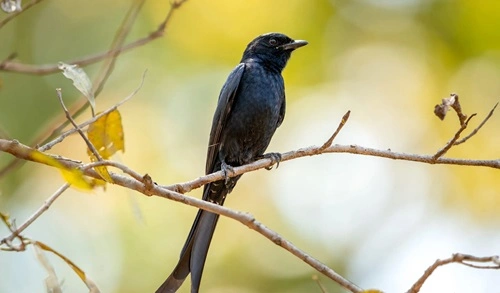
[258,152,282,170]
[219,151,235,187]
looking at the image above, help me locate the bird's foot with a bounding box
[221,160,235,187]
[259,152,282,170]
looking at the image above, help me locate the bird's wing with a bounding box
[205,63,246,174]
[277,92,286,128]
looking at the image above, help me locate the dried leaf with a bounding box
[0,212,10,226]
[35,241,101,293]
[33,243,62,293]
[58,62,95,113]
[30,150,92,190]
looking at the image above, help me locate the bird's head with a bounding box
[241,32,308,72]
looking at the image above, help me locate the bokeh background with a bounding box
[1,0,500,292]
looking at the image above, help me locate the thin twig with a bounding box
[242,212,362,292]
[320,110,350,150]
[312,275,328,293]
[46,0,146,140]
[407,253,500,293]
[0,183,70,246]
[82,160,143,182]
[92,0,146,98]
[0,0,184,177]
[40,69,146,152]
[433,114,476,160]
[0,0,47,29]
[56,88,102,161]
[0,69,145,177]
[0,0,188,75]
[454,102,498,145]
[432,94,481,160]
[39,0,185,150]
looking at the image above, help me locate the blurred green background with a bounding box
[1,0,500,292]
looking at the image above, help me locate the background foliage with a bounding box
[1,0,499,292]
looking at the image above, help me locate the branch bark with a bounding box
[1,109,499,292]
[0,138,364,292]
[0,0,187,75]
[407,253,500,293]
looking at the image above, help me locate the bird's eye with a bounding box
[268,38,277,46]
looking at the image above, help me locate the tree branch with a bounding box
[1,100,498,291]
[0,0,186,179]
[320,110,350,150]
[0,183,70,249]
[407,253,500,293]
[56,88,103,161]
[91,0,146,98]
[0,133,367,292]
[165,143,500,194]
[0,69,145,177]
[0,0,188,75]
[454,102,498,146]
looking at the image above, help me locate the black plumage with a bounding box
[156,32,307,293]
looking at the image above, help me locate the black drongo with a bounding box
[156,32,307,293]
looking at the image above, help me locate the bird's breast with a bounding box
[221,64,285,165]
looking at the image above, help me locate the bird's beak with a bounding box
[278,40,308,51]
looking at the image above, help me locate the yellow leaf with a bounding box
[87,109,125,159]
[30,151,92,190]
[90,178,107,190]
[88,153,114,183]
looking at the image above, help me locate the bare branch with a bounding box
[0,0,187,75]
[0,101,498,292]
[0,138,364,291]
[432,93,490,160]
[2,129,500,198]
[40,69,146,152]
[407,253,500,293]
[83,160,143,182]
[312,275,328,293]
[56,88,102,161]
[454,102,498,145]
[0,69,145,177]
[43,0,147,145]
[0,184,70,247]
[0,0,183,179]
[36,0,185,159]
[320,110,350,150]
[92,0,146,98]
[165,142,500,194]
[2,131,500,292]
[433,113,476,160]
